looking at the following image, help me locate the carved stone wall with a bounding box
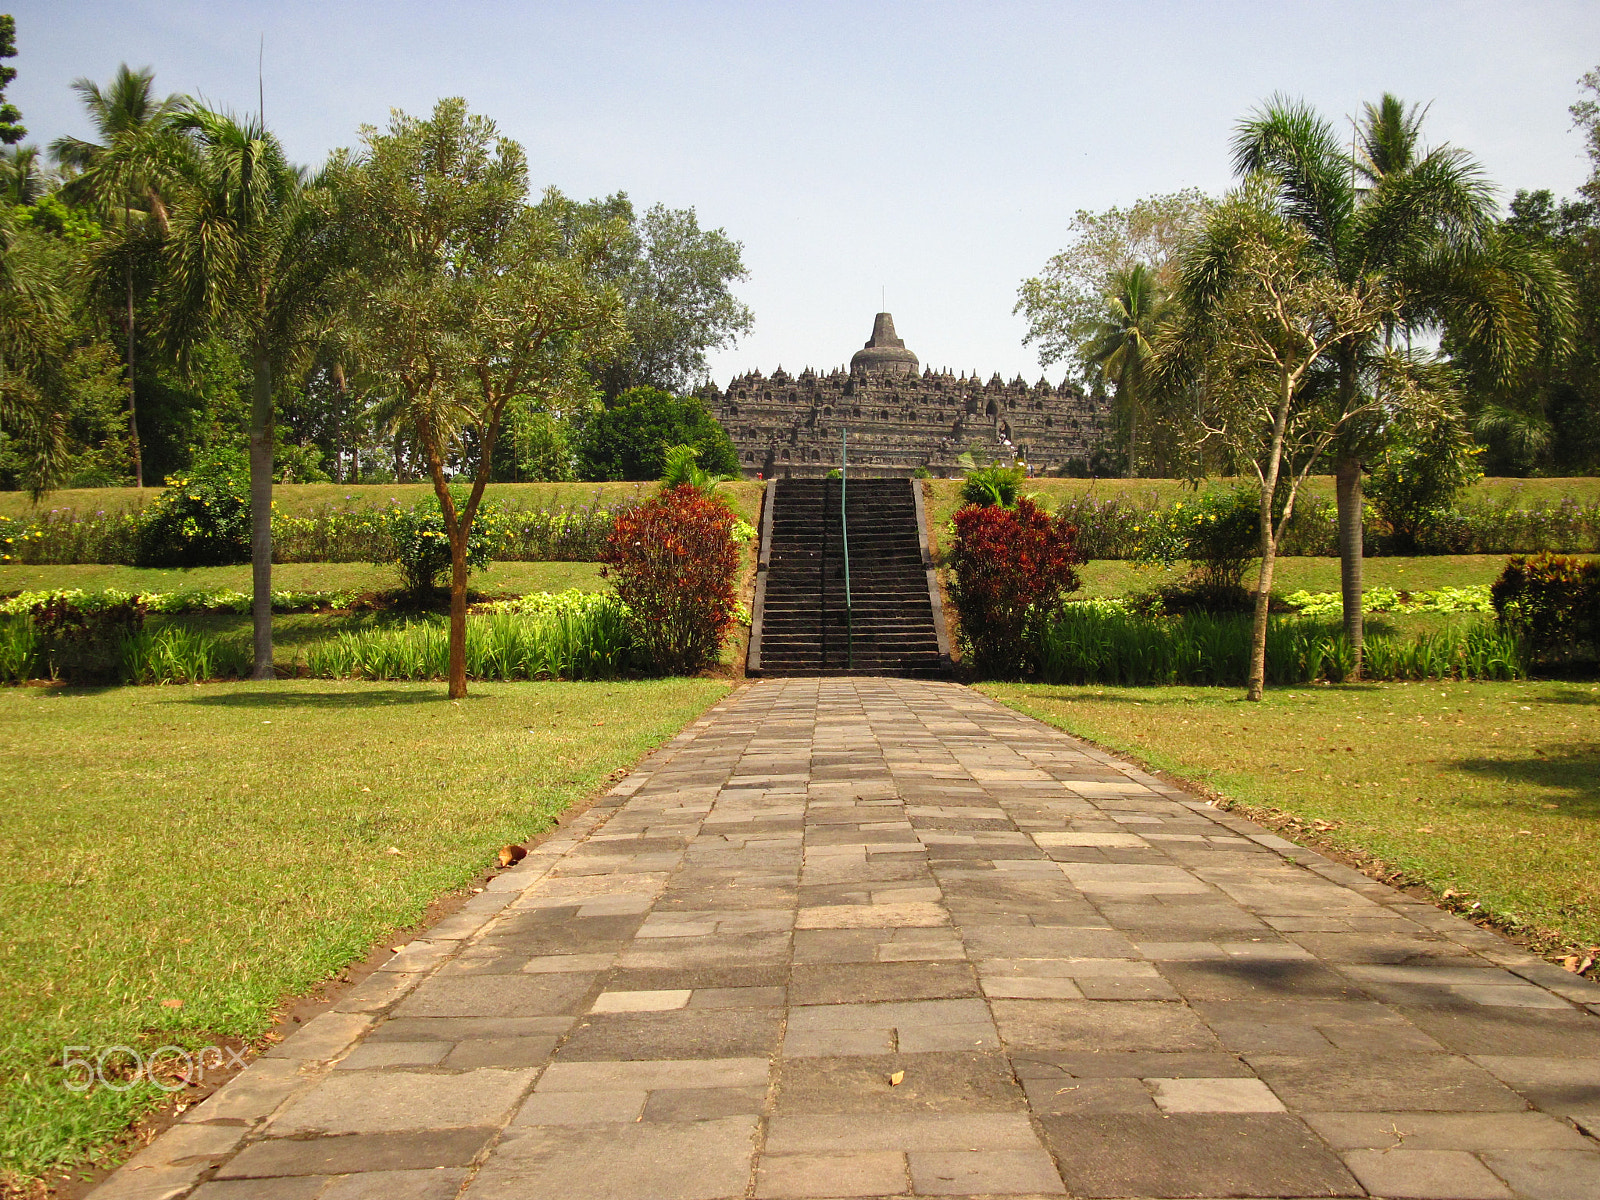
[704,315,1113,478]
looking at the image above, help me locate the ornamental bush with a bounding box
[373,497,495,599]
[949,497,1083,678]
[602,485,739,675]
[1367,424,1484,553]
[1133,486,1260,589]
[1491,552,1600,664]
[133,450,252,568]
[30,592,146,683]
[959,463,1027,508]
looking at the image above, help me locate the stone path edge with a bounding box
[77,682,752,1200]
[983,685,1600,998]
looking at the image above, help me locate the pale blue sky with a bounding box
[13,2,1600,385]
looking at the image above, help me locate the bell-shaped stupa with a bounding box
[849,312,919,378]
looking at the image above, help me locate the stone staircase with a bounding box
[749,478,950,677]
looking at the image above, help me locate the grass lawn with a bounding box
[982,680,1600,953]
[0,677,731,1187]
[923,476,1600,534]
[1074,554,1512,600]
[0,479,767,527]
[0,560,607,598]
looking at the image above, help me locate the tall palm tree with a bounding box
[0,207,68,495]
[1229,94,1571,673]
[1083,263,1168,477]
[159,109,340,679]
[49,65,187,488]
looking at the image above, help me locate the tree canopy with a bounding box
[575,385,738,481]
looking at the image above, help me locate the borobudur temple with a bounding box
[704,313,1113,478]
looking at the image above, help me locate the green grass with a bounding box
[0,480,767,526]
[1074,555,1513,600]
[923,476,1600,536]
[0,560,607,597]
[0,677,731,1187]
[981,680,1600,951]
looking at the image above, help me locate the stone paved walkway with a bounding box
[97,679,1600,1200]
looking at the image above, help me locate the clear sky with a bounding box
[11,1,1599,386]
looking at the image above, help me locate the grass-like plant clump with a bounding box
[0,678,730,1187]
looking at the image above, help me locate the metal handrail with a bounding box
[841,427,852,670]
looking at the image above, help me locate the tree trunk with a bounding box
[1126,396,1138,479]
[1335,454,1364,679]
[448,540,469,699]
[1247,499,1277,702]
[126,268,143,489]
[249,347,275,681]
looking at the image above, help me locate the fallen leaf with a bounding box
[889,1070,905,1086]
[160,998,183,1009]
[384,846,402,855]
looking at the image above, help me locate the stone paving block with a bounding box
[465,1116,758,1200]
[439,1036,559,1069]
[775,1051,1024,1114]
[1304,1110,1595,1151]
[184,1056,310,1123]
[1042,1112,1362,1198]
[511,1088,647,1125]
[318,1169,469,1200]
[263,1012,376,1063]
[1149,1076,1287,1112]
[1471,1055,1600,1112]
[642,1085,767,1121]
[535,1057,769,1091]
[393,972,596,1018]
[789,962,979,1004]
[591,988,692,1012]
[335,1040,450,1070]
[1247,1051,1526,1112]
[756,1150,908,1198]
[908,1147,1066,1195]
[553,1006,781,1060]
[267,1069,535,1135]
[189,1179,326,1200]
[1022,1075,1158,1114]
[1342,1148,1514,1198]
[217,1128,497,1177]
[765,1111,1042,1153]
[991,999,1220,1052]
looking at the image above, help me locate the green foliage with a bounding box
[118,626,249,684]
[14,196,100,243]
[0,614,35,682]
[577,387,737,481]
[659,443,730,495]
[133,450,251,567]
[959,463,1027,507]
[305,606,632,681]
[1284,585,1493,617]
[1132,487,1260,588]
[1491,552,1600,663]
[0,587,358,618]
[1036,606,1522,686]
[373,496,495,599]
[1367,421,1485,552]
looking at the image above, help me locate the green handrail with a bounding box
[841,427,852,670]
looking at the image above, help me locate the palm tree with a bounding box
[1228,94,1571,674]
[49,65,187,488]
[0,145,46,204]
[0,207,68,496]
[1083,263,1168,477]
[158,109,340,679]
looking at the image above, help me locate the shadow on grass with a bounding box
[1528,687,1600,707]
[173,688,452,709]
[1008,683,1387,703]
[1452,742,1600,809]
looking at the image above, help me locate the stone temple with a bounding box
[704,313,1113,478]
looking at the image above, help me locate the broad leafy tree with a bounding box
[1230,94,1571,675]
[158,109,340,679]
[347,98,625,698]
[575,385,737,481]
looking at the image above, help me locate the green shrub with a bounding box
[134,450,252,568]
[1491,552,1600,664]
[1133,487,1260,588]
[1367,423,1484,553]
[373,497,495,599]
[0,615,38,683]
[30,593,146,683]
[1035,605,1522,686]
[959,463,1027,508]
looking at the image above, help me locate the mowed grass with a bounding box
[0,479,767,526]
[922,476,1600,533]
[1075,555,1511,599]
[982,680,1600,950]
[0,678,730,1185]
[0,560,607,598]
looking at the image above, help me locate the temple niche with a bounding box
[704,313,1113,479]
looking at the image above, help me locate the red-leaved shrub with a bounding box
[950,497,1084,677]
[1491,552,1599,664]
[603,485,739,675]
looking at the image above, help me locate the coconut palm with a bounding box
[0,145,46,205]
[1224,94,1572,673]
[49,65,188,487]
[1083,263,1168,478]
[158,108,340,679]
